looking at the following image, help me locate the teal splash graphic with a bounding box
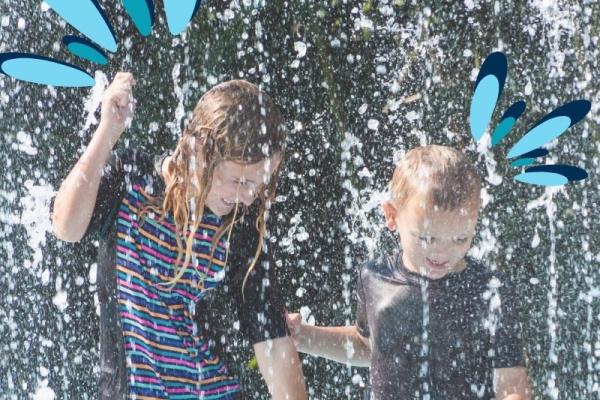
[0,0,203,87]
[469,52,590,186]
[122,0,155,36]
[491,101,526,146]
[63,36,109,65]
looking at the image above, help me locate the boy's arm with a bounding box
[291,318,371,367]
[52,72,134,242]
[254,336,307,400]
[494,366,530,400]
[287,262,372,367]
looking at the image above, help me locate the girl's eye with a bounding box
[419,236,433,244]
[454,237,468,244]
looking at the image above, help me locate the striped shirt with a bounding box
[85,150,288,399]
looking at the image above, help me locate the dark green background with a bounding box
[1,1,599,398]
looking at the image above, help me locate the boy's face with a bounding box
[382,194,480,280]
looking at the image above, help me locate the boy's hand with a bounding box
[100,72,136,143]
[285,312,302,347]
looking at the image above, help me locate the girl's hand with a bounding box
[285,312,302,347]
[100,72,136,143]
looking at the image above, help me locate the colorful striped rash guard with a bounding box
[83,149,288,400]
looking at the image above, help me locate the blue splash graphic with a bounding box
[514,165,588,186]
[164,0,203,35]
[469,51,507,141]
[514,171,569,186]
[45,0,118,52]
[518,148,549,159]
[507,116,571,159]
[63,36,109,65]
[122,0,155,37]
[507,100,591,159]
[0,53,95,87]
[0,1,204,88]
[469,52,591,186]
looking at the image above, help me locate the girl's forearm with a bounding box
[254,337,307,400]
[297,325,371,367]
[52,123,120,242]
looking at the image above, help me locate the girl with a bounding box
[52,72,307,399]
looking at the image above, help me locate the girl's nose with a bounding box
[239,187,256,206]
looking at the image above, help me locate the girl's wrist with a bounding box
[97,120,124,142]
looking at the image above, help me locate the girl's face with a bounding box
[204,155,281,216]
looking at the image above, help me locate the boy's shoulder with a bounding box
[359,254,397,279]
[450,258,518,301]
[358,253,509,291]
[357,253,414,288]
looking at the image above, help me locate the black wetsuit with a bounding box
[356,252,525,400]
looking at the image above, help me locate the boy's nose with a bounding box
[426,245,447,258]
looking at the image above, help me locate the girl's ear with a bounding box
[381,200,398,232]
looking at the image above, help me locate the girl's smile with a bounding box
[162,154,282,216]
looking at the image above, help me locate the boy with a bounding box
[288,145,530,399]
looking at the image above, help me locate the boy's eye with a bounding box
[454,237,468,244]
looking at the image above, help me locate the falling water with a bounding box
[1,1,599,399]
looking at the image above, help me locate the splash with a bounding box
[0,1,204,87]
[469,52,591,186]
[19,181,55,269]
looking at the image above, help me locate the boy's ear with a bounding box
[381,200,398,232]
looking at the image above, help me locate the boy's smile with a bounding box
[382,194,480,280]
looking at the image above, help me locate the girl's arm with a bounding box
[288,313,371,367]
[254,336,307,400]
[52,72,135,242]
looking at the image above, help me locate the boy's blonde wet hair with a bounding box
[391,145,481,211]
[140,79,286,297]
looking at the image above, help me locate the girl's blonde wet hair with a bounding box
[391,145,481,211]
[140,79,286,297]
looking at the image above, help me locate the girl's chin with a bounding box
[205,199,233,216]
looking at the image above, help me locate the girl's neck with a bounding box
[161,155,173,187]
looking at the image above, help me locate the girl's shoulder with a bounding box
[105,148,167,193]
[108,148,160,176]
